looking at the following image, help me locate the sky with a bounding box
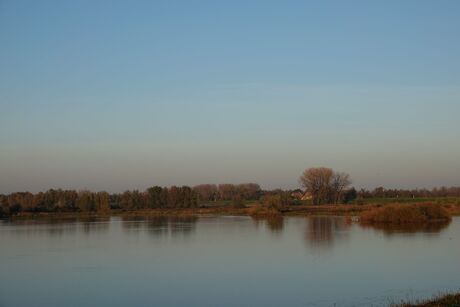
[1,0,460,193]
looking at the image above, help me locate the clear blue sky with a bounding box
[1,0,459,193]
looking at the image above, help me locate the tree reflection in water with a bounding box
[121,216,198,239]
[80,217,110,235]
[360,220,451,236]
[2,217,111,237]
[304,216,351,249]
[251,216,284,234]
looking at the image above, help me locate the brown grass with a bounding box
[393,292,460,307]
[443,203,460,216]
[360,203,451,224]
[283,204,374,216]
[248,204,282,218]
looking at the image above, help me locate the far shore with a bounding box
[4,203,460,221]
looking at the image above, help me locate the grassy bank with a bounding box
[393,291,460,307]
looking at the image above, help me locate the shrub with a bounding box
[417,203,451,220]
[248,204,282,218]
[232,195,245,208]
[360,203,451,224]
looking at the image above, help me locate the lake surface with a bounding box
[1,215,459,307]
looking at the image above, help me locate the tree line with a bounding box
[1,167,459,217]
[357,186,460,199]
[0,183,263,216]
[298,167,460,204]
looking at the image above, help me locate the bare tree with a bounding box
[299,167,334,205]
[299,167,351,205]
[193,184,218,202]
[331,172,351,204]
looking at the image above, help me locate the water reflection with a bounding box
[0,216,459,307]
[121,216,198,239]
[251,216,284,234]
[80,217,110,234]
[360,220,451,236]
[304,216,350,249]
[0,217,110,237]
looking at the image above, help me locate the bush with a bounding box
[360,203,451,224]
[248,204,282,218]
[261,192,293,210]
[343,188,357,204]
[232,195,245,208]
[417,203,451,220]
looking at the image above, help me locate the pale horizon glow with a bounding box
[1,1,460,193]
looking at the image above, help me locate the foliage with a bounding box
[343,188,358,204]
[0,185,200,216]
[261,192,293,210]
[299,167,351,205]
[193,183,261,202]
[358,186,460,199]
[248,204,282,218]
[360,203,451,224]
[232,195,245,208]
[2,176,460,217]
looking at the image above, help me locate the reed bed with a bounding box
[360,203,451,224]
[393,291,460,307]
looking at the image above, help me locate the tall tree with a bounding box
[299,167,351,205]
[331,172,352,204]
[95,192,110,212]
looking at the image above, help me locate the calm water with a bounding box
[0,216,459,307]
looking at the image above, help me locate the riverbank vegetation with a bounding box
[0,184,262,217]
[360,203,452,224]
[1,167,460,219]
[393,291,460,307]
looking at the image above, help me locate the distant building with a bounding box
[291,190,313,201]
[301,191,313,200]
